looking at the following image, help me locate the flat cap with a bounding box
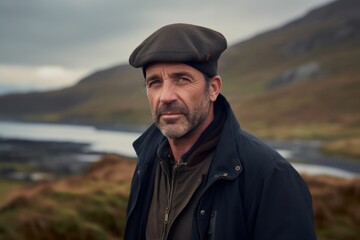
[129,23,227,77]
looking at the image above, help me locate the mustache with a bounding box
[156,102,188,118]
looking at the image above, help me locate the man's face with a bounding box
[145,63,216,139]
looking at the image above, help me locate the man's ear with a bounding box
[209,75,222,102]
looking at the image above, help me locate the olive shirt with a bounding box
[146,105,225,240]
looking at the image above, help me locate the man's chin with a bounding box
[158,125,187,139]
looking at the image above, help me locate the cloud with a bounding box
[0,64,87,93]
[0,0,144,68]
[0,0,333,67]
[0,0,334,94]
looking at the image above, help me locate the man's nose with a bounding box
[159,82,177,103]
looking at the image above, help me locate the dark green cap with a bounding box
[129,23,227,77]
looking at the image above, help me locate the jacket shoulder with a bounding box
[235,129,300,180]
[237,129,287,165]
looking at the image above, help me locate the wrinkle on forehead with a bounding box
[145,63,202,79]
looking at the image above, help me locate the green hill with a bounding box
[0,0,359,155]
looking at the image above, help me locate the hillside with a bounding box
[219,0,360,138]
[0,65,150,127]
[0,0,359,147]
[0,155,136,240]
[0,155,359,240]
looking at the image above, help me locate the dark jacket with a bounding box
[124,95,317,240]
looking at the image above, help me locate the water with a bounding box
[0,121,358,178]
[265,140,360,177]
[0,121,141,157]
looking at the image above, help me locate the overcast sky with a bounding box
[0,0,334,94]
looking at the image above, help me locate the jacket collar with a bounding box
[132,94,243,178]
[207,94,243,182]
[133,123,162,168]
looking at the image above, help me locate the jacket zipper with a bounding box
[161,161,186,240]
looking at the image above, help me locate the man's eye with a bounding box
[178,77,190,82]
[147,80,161,87]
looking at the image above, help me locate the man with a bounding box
[125,23,316,240]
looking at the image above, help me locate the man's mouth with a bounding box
[161,112,181,115]
[159,112,184,123]
[156,103,187,122]
[160,112,182,118]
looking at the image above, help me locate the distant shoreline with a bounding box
[0,138,104,181]
[0,120,359,179]
[0,118,147,133]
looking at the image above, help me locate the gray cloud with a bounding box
[0,0,333,69]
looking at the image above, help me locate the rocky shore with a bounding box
[1,136,359,182]
[0,138,103,181]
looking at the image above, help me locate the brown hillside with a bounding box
[0,155,136,240]
[0,155,359,240]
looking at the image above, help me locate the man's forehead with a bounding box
[145,63,202,76]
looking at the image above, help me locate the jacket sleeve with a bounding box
[253,162,317,240]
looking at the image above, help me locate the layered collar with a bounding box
[133,94,243,179]
[157,101,226,168]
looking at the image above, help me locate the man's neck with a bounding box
[168,105,215,163]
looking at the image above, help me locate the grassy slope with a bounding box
[219,19,360,136]
[0,155,359,240]
[0,155,136,240]
[216,4,360,157]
